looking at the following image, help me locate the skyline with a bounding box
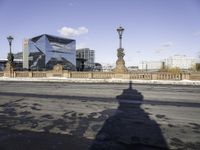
[0,0,200,66]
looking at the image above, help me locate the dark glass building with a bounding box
[23,34,76,70]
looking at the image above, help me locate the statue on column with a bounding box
[4,36,15,77]
[114,26,127,73]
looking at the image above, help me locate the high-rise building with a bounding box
[23,34,76,70]
[76,48,95,70]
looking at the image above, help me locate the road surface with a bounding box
[0,81,199,150]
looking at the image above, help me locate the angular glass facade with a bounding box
[23,34,76,70]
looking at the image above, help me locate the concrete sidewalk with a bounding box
[0,77,200,85]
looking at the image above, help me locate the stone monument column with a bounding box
[4,36,14,77]
[114,26,127,73]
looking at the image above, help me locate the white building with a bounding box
[196,52,200,63]
[139,55,197,71]
[165,55,196,70]
[139,61,164,71]
[127,66,139,71]
[76,48,95,70]
[101,63,115,72]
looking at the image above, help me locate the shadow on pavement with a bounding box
[0,128,92,150]
[90,81,169,150]
[0,81,170,150]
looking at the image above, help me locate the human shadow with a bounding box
[0,82,169,150]
[90,81,169,150]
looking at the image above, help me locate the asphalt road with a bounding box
[0,81,200,150]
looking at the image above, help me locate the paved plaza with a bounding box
[0,81,200,149]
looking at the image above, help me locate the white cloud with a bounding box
[162,41,173,47]
[58,26,88,37]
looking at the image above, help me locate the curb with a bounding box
[0,77,200,86]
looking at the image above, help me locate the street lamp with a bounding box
[7,36,13,54]
[7,36,14,63]
[117,26,124,49]
[114,26,127,73]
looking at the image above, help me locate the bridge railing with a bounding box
[0,70,196,80]
[130,73,152,80]
[93,72,115,79]
[14,71,29,77]
[0,71,4,77]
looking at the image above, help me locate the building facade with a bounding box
[101,63,115,72]
[139,55,196,71]
[23,34,76,70]
[76,48,95,70]
[0,59,23,71]
[139,61,164,71]
[165,55,196,70]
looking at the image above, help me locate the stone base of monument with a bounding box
[4,62,14,77]
[114,48,127,74]
[114,59,127,74]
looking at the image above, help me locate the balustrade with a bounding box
[0,70,196,80]
[0,72,4,77]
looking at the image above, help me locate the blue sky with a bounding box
[0,0,200,66]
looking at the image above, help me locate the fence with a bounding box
[190,73,200,80]
[0,72,4,77]
[0,70,197,80]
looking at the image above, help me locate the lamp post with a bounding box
[5,36,14,77]
[117,26,124,49]
[114,26,127,73]
[7,36,14,64]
